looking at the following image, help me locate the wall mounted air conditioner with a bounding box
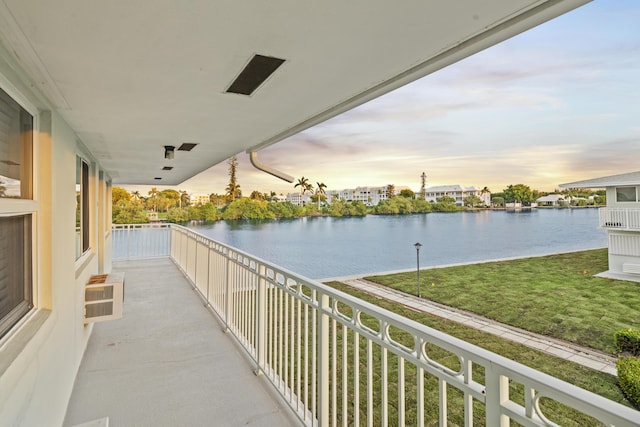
[84,272,125,323]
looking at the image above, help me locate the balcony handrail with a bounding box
[113,223,640,426]
[599,207,640,230]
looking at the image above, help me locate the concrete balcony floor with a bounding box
[64,258,299,427]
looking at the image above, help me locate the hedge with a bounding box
[614,328,640,356]
[617,357,640,408]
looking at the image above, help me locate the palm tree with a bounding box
[148,187,159,212]
[480,186,490,207]
[179,190,189,208]
[225,182,241,201]
[226,155,241,201]
[315,182,327,208]
[386,184,395,198]
[294,176,312,206]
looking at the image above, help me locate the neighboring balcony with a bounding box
[69,224,639,426]
[600,207,640,231]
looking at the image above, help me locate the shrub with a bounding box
[614,329,640,356]
[617,357,640,408]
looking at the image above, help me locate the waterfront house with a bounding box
[1,2,638,426]
[536,194,568,207]
[561,171,640,282]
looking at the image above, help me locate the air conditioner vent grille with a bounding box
[84,272,125,323]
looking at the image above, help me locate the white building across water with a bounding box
[424,185,491,206]
[287,185,412,206]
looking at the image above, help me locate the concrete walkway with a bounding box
[341,278,617,376]
[64,259,300,427]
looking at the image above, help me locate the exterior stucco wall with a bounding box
[0,45,108,426]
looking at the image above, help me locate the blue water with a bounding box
[187,209,607,279]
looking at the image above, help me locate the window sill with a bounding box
[0,309,52,377]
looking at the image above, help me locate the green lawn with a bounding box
[364,249,640,354]
[324,280,633,425]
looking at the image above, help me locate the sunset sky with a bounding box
[127,0,640,198]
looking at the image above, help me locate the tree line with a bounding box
[111,186,470,224]
[490,184,606,207]
[112,156,605,224]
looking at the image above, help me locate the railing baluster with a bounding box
[255,264,266,375]
[297,294,302,413]
[463,359,473,427]
[311,289,317,425]
[366,339,373,427]
[224,254,231,332]
[416,366,424,427]
[353,331,360,427]
[485,367,509,427]
[439,379,447,426]
[317,291,330,427]
[397,357,405,427]
[381,346,388,427]
[331,318,337,427]
[342,324,348,427]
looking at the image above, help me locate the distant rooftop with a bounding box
[560,171,640,188]
[425,185,481,192]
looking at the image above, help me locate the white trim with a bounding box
[0,71,38,117]
[0,199,38,215]
[0,2,70,110]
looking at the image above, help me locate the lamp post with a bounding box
[414,242,422,297]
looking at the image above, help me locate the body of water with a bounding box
[187,208,607,279]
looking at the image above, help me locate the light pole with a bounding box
[414,242,422,297]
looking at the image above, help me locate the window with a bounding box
[0,215,32,337]
[0,87,34,339]
[0,89,32,199]
[76,157,90,259]
[616,186,637,203]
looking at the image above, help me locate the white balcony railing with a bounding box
[599,207,640,231]
[112,224,640,426]
[112,223,171,260]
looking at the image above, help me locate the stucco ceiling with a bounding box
[0,0,589,185]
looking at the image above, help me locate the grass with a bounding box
[364,248,640,354]
[324,279,633,425]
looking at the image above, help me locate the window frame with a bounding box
[615,186,638,203]
[0,81,37,340]
[76,156,91,259]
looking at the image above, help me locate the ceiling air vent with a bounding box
[162,166,173,171]
[178,143,198,152]
[226,54,285,96]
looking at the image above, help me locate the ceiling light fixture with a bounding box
[164,145,175,160]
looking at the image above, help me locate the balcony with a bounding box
[66,224,639,426]
[600,207,640,231]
